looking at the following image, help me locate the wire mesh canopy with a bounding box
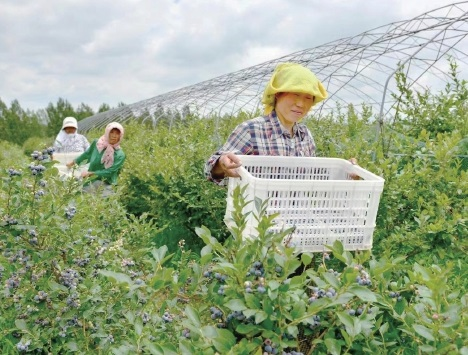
[78,2,468,133]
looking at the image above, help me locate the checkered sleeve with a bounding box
[204,122,253,184]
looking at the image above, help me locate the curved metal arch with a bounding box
[78,2,468,133]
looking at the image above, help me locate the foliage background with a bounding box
[0,67,466,354]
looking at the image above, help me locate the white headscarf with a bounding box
[54,117,79,150]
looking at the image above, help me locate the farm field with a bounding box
[0,70,467,354]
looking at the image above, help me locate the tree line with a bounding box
[0,97,124,146]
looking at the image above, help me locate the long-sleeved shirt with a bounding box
[54,133,90,153]
[204,111,316,184]
[74,140,126,185]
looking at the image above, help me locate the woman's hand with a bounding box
[348,157,360,180]
[80,171,93,178]
[215,152,242,178]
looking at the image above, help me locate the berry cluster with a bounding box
[308,286,337,303]
[34,190,45,199]
[203,269,228,281]
[210,307,223,320]
[8,168,21,177]
[308,315,321,329]
[348,307,364,316]
[66,292,81,308]
[5,275,21,289]
[7,249,29,264]
[16,339,31,352]
[247,260,265,278]
[355,266,372,286]
[59,268,82,289]
[389,291,403,301]
[262,338,279,354]
[121,258,135,267]
[327,268,340,277]
[141,312,150,324]
[162,311,173,322]
[214,272,228,282]
[31,147,55,161]
[28,230,38,245]
[217,284,226,295]
[28,163,46,175]
[33,290,49,303]
[73,257,91,267]
[65,207,77,220]
[3,215,18,225]
[181,328,191,338]
[226,310,246,322]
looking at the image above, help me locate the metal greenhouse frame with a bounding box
[78,2,468,134]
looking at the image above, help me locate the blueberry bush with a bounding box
[0,67,467,353]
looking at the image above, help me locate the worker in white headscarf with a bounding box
[54,117,90,153]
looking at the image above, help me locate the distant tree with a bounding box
[45,98,76,137]
[98,103,111,113]
[0,99,45,145]
[75,103,95,121]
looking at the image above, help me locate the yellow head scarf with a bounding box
[262,62,328,115]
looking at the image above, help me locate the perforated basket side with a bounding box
[224,156,384,251]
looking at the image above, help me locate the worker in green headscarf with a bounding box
[205,62,329,183]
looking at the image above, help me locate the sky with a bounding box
[0,0,463,112]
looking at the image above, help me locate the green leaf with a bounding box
[152,279,165,291]
[290,300,306,319]
[212,329,237,354]
[99,270,132,285]
[235,323,262,336]
[267,280,280,291]
[185,305,201,328]
[419,345,436,352]
[287,325,299,338]
[337,312,354,335]
[150,245,169,263]
[322,271,340,289]
[201,325,218,339]
[134,318,143,336]
[200,246,212,260]
[300,253,313,266]
[66,341,78,352]
[348,285,377,302]
[255,310,268,324]
[48,279,68,292]
[413,324,435,341]
[245,293,261,309]
[225,299,247,312]
[379,322,389,336]
[325,338,342,355]
[15,319,27,330]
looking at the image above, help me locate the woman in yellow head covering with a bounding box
[262,62,328,116]
[205,62,328,183]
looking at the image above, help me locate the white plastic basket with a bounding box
[53,152,89,179]
[225,155,385,252]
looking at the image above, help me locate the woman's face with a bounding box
[108,128,121,145]
[64,127,77,134]
[275,92,314,125]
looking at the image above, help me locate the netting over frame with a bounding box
[78,2,468,133]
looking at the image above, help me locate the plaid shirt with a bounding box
[205,112,316,183]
